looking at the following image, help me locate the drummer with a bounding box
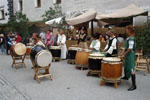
[89,33,100,53]
[32,33,45,47]
[57,29,67,59]
[104,29,118,57]
[120,25,137,91]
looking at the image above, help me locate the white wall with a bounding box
[13,0,54,22]
[0,0,9,24]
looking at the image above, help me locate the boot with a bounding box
[121,76,128,80]
[128,74,137,91]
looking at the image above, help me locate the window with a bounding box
[35,0,41,8]
[56,0,61,4]
[18,0,23,11]
[0,9,5,20]
[53,0,61,4]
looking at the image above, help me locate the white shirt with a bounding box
[104,36,117,54]
[117,37,124,43]
[39,32,46,40]
[90,39,101,51]
[36,41,45,47]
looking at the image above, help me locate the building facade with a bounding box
[0,0,9,24]
[0,0,150,25]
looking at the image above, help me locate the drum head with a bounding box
[14,43,26,55]
[83,49,92,52]
[36,50,52,67]
[69,47,79,51]
[103,57,121,62]
[89,53,105,57]
[50,46,61,49]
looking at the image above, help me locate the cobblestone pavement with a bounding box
[0,75,31,100]
[0,54,150,100]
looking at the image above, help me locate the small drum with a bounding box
[100,57,122,88]
[10,43,26,56]
[88,53,105,76]
[30,45,52,67]
[26,46,32,55]
[75,49,91,68]
[49,46,61,58]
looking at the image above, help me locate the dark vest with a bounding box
[106,37,118,57]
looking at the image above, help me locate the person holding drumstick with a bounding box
[120,25,137,91]
[32,33,45,47]
[57,29,67,60]
[104,30,118,57]
[89,33,100,53]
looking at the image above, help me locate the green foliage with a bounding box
[42,4,72,35]
[136,22,150,53]
[42,4,64,21]
[7,12,29,38]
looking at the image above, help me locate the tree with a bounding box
[7,12,29,38]
[42,4,64,22]
[136,22,150,55]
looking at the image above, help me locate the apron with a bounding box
[124,36,136,78]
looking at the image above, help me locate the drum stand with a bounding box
[11,54,26,69]
[67,59,75,64]
[52,57,61,62]
[87,70,101,77]
[32,63,53,83]
[100,78,121,88]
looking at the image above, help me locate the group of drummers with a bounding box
[9,25,137,91]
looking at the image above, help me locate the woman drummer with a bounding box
[120,25,137,91]
[89,33,100,53]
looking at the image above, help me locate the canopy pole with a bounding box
[91,20,94,36]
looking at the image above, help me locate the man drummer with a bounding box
[104,30,118,57]
[32,33,45,47]
[57,29,67,59]
[89,33,101,53]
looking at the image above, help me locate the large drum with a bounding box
[75,49,91,69]
[101,57,122,88]
[10,43,26,56]
[30,45,52,67]
[49,46,61,60]
[67,47,79,60]
[88,53,105,76]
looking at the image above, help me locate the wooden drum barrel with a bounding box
[10,43,26,56]
[100,57,122,88]
[75,49,91,69]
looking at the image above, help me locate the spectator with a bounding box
[0,34,5,54]
[39,31,46,42]
[15,32,21,43]
[117,33,124,43]
[99,34,105,42]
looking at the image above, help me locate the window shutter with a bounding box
[34,0,38,7]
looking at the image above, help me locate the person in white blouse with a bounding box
[104,30,118,57]
[57,29,67,59]
[89,34,101,53]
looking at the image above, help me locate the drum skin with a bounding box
[10,43,26,56]
[30,45,46,62]
[101,61,122,79]
[88,58,102,70]
[67,50,77,59]
[75,51,90,67]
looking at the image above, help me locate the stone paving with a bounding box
[0,54,150,100]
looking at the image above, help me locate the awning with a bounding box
[66,9,97,26]
[96,4,148,20]
[45,17,62,25]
